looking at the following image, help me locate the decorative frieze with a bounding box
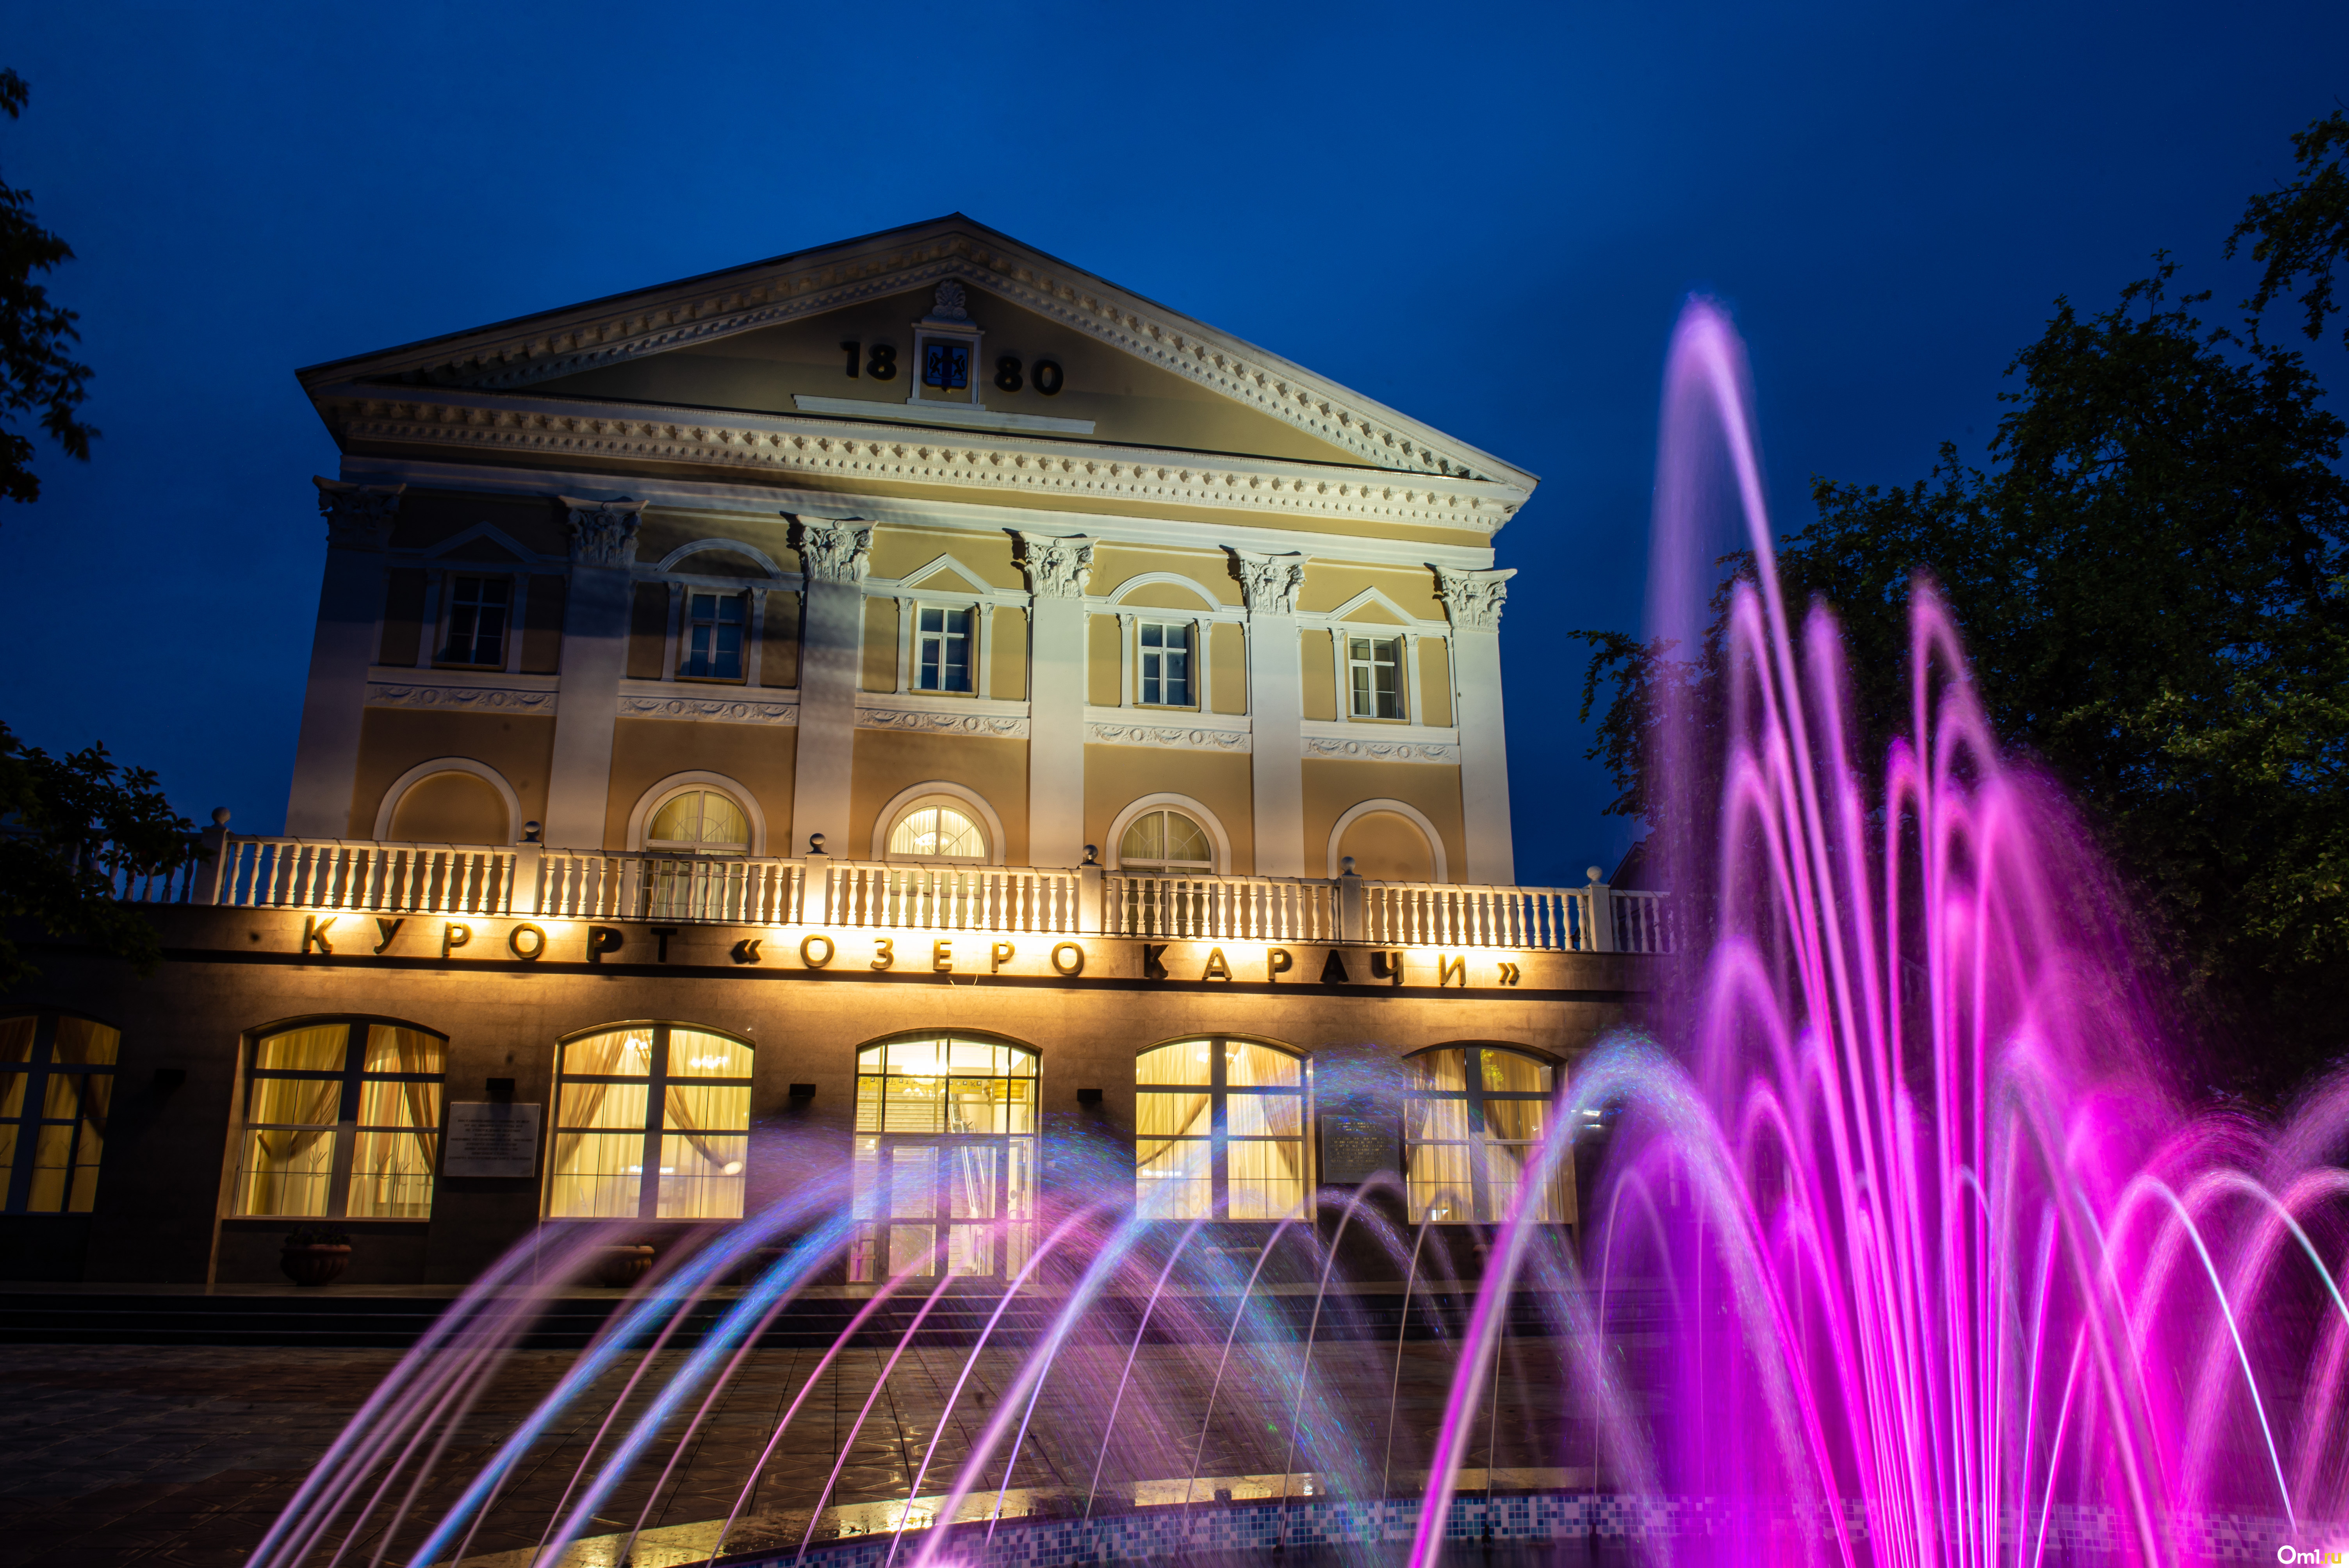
[560,495,645,567]
[788,515,874,584]
[1087,721,1252,754]
[1433,565,1515,630]
[1305,735,1459,764]
[319,391,1522,531]
[617,694,798,726]
[1014,531,1095,599]
[1228,548,1307,616]
[315,476,403,550]
[857,707,1030,739]
[367,682,555,715]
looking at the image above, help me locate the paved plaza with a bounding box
[0,1331,1594,1568]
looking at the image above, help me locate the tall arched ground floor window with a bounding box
[0,1012,118,1213]
[1404,1044,1574,1225]
[1135,1037,1310,1220]
[549,1024,751,1219]
[850,1035,1036,1281]
[233,1020,443,1219]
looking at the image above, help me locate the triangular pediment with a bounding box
[298,215,1533,491]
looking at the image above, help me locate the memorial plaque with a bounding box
[1320,1115,1397,1184]
[444,1101,543,1178]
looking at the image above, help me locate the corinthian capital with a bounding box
[1013,530,1095,599]
[1432,565,1516,630]
[560,495,646,568]
[1227,548,1307,616]
[314,477,403,551]
[786,515,874,584]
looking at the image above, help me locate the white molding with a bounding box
[372,757,526,843]
[338,457,1508,572]
[857,705,1030,740]
[794,393,1096,437]
[652,537,792,577]
[314,382,1524,535]
[615,682,799,726]
[1103,572,1228,612]
[419,520,544,565]
[1303,734,1459,764]
[624,770,770,856]
[300,222,1531,490]
[366,677,557,715]
[1084,713,1252,754]
[1327,797,1449,882]
[1103,792,1232,874]
[890,552,1001,600]
[868,780,1007,865]
[1308,584,1447,631]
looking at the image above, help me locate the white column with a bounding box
[1115,611,1134,706]
[788,515,873,857]
[284,478,403,838]
[504,575,530,675]
[1230,548,1307,877]
[540,497,647,849]
[744,588,768,688]
[1016,531,1094,869]
[1435,566,1518,886]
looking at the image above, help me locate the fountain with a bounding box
[246,302,2349,1568]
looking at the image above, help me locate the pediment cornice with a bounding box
[296,217,1535,491]
[313,382,1528,534]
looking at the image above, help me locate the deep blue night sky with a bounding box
[3,4,2344,889]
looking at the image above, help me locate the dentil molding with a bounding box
[326,232,1512,485]
[317,389,1520,533]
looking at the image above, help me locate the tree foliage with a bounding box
[0,720,202,994]
[2231,108,2349,355]
[1579,116,2349,1103]
[0,68,95,507]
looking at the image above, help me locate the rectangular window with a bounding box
[1348,634,1404,720]
[680,592,745,679]
[1138,621,1193,707]
[916,605,974,693]
[438,576,511,667]
[0,1014,119,1214]
[235,1023,444,1219]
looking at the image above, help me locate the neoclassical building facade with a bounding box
[0,217,1663,1288]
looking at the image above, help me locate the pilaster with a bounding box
[1230,547,1307,877]
[285,478,403,838]
[540,497,645,848]
[1015,530,1094,868]
[1435,565,1517,885]
[787,515,873,857]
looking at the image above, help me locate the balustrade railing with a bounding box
[122,834,1676,953]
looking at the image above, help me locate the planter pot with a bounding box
[281,1244,351,1287]
[592,1244,655,1288]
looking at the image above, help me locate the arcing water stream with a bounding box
[251,303,2349,1568]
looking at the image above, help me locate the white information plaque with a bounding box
[444,1101,543,1178]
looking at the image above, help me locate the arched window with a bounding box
[1117,808,1215,873]
[1403,1045,1572,1225]
[851,1035,1036,1281]
[0,1012,119,1213]
[549,1025,751,1220]
[646,789,751,855]
[886,802,987,861]
[1135,1038,1309,1220]
[234,1020,444,1219]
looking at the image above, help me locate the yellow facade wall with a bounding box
[1418,637,1453,727]
[868,525,1023,590]
[1089,544,1239,607]
[1086,614,1122,706]
[1296,561,1447,618]
[1208,622,1246,716]
[1301,759,1465,883]
[1300,628,1337,722]
[760,591,799,687]
[861,597,900,691]
[850,732,1030,864]
[1085,746,1256,874]
[379,569,426,666]
[991,606,1028,700]
[520,575,566,674]
[348,709,555,842]
[601,720,797,854]
[627,583,668,680]
[387,489,568,557]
